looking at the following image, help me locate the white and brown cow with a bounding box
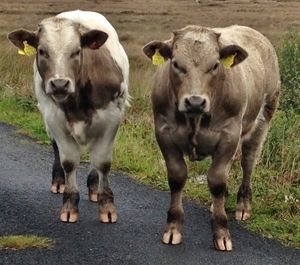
[143,25,280,251]
[8,10,129,223]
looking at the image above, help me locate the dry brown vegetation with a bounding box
[0,0,299,57]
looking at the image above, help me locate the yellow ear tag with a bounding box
[220,53,236,69]
[18,41,37,56]
[152,49,165,66]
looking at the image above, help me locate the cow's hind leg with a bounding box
[51,140,65,194]
[97,162,116,223]
[58,140,81,223]
[87,169,99,202]
[89,126,119,223]
[236,93,279,221]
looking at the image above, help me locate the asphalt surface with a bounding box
[0,122,299,265]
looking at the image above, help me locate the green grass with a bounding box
[0,31,299,248]
[0,235,54,250]
[0,97,49,144]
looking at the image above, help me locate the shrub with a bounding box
[278,29,300,113]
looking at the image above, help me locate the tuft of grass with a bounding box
[0,235,54,250]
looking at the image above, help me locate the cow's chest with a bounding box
[67,104,123,145]
[170,124,222,161]
[68,121,88,145]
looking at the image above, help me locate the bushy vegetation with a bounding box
[278,30,300,113]
[0,31,299,247]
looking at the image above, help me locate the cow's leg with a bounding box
[208,155,234,251]
[208,130,240,252]
[155,129,187,245]
[87,169,99,202]
[51,140,65,194]
[88,124,119,223]
[162,152,187,245]
[236,93,278,221]
[58,139,81,223]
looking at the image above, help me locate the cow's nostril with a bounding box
[200,98,206,108]
[185,97,192,107]
[185,96,207,112]
[50,79,70,93]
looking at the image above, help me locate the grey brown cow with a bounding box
[8,10,129,223]
[143,25,280,251]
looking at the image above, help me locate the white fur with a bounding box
[34,11,129,192]
[184,31,210,42]
[35,10,128,143]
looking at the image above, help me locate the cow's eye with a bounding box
[71,49,81,58]
[38,48,49,58]
[172,60,187,74]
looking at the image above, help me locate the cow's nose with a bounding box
[50,79,70,94]
[185,95,207,112]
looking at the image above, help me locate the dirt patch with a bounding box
[0,0,299,59]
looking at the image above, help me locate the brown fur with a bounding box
[59,46,123,124]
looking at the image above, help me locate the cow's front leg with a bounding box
[162,153,187,245]
[58,140,80,223]
[208,154,235,251]
[154,121,187,245]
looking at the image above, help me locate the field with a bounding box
[0,0,299,248]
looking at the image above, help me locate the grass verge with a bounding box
[0,235,54,250]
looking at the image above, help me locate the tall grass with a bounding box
[278,30,300,114]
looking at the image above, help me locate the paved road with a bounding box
[0,122,299,265]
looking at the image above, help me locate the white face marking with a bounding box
[38,18,80,97]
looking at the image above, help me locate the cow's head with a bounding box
[143,25,248,116]
[8,17,108,102]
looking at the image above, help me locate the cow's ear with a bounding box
[81,30,108,50]
[142,40,172,62]
[7,29,38,49]
[219,45,248,68]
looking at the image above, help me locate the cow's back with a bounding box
[214,25,280,128]
[215,25,280,94]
